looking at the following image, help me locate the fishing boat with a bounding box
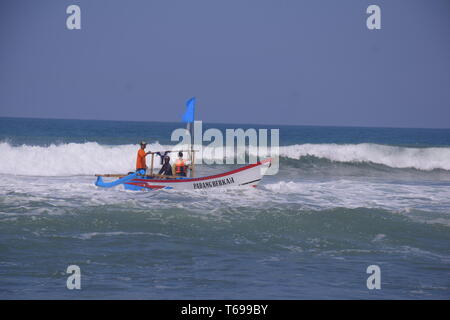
[94,97,272,191]
[95,158,272,191]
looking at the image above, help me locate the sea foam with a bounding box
[0,142,450,176]
[279,143,450,171]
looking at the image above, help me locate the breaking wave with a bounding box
[0,142,450,176]
[279,143,450,171]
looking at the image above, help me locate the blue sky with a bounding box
[0,0,449,128]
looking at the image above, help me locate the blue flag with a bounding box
[182,97,196,123]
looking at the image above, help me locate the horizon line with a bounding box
[0,115,449,130]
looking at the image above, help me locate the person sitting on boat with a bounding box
[158,156,173,176]
[136,141,152,175]
[155,151,170,164]
[173,151,189,177]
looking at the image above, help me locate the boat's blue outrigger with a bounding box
[95,173,137,189]
[95,172,188,190]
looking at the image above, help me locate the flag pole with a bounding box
[190,122,195,177]
[182,97,196,178]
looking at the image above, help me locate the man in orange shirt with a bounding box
[136,141,152,175]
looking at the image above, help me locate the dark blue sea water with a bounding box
[0,117,449,299]
[1,117,450,147]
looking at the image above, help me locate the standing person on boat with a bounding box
[173,151,189,177]
[136,141,152,175]
[158,156,173,176]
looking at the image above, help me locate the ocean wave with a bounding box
[279,143,450,171]
[262,180,450,213]
[0,142,450,176]
[0,141,165,176]
[73,231,170,240]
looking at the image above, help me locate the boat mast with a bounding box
[183,97,196,178]
[187,121,195,177]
